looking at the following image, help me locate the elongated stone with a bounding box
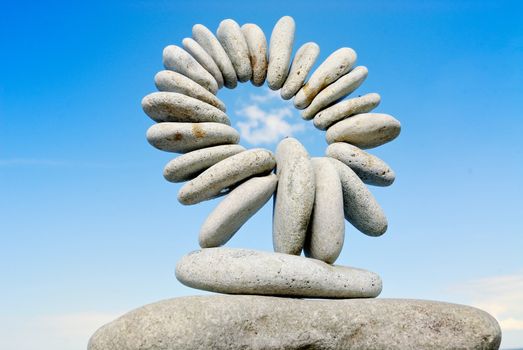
[273,138,315,255]
[162,45,218,94]
[329,158,387,236]
[302,66,368,120]
[294,47,357,109]
[241,23,267,87]
[217,19,252,83]
[146,122,239,153]
[199,174,277,248]
[326,113,401,149]
[178,149,275,205]
[314,92,380,130]
[304,158,344,264]
[267,16,295,90]
[280,42,319,100]
[192,24,238,89]
[182,38,224,89]
[163,144,246,183]
[326,142,395,186]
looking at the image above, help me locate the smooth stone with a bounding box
[146,122,239,153]
[241,23,267,87]
[178,149,275,205]
[327,142,395,186]
[329,158,388,236]
[314,92,381,130]
[280,42,320,100]
[267,16,295,90]
[162,45,218,94]
[217,19,252,83]
[304,158,344,264]
[199,174,277,248]
[192,24,238,89]
[326,113,401,149]
[163,144,246,183]
[141,92,229,124]
[176,247,382,298]
[182,37,224,89]
[302,65,368,120]
[88,295,502,350]
[272,137,315,255]
[294,47,357,109]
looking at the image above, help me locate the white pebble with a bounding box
[217,19,252,83]
[313,93,380,130]
[267,16,295,90]
[182,38,224,89]
[280,42,320,100]
[241,23,268,87]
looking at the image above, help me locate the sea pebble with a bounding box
[241,23,268,86]
[217,19,252,82]
[280,42,320,100]
[267,16,295,90]
[182,38,224,89]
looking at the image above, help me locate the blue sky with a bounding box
[1,0,522,348]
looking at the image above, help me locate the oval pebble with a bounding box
[280,42,320,100]
[182,38,224,89]
[178,148,276,205]
[217,19,252,83]
[326,113,401,149]
[241,23,268,87]
[267,16,295,90]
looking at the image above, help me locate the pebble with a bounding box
[326,113,401,149]
[178,149,275,205]
[217,19,252,83]
[280,42,320,100]
[326,142,395,186]
[199,174,278,248]
[241,23,268,86]
[267,16,295,90]
[182,38,224,89]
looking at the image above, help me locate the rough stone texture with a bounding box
[182,37,224,89]
[217,19,252,83]
[176,248,382,298]
[327,142,395,187]
[272,138,315,255]
[241,23,267,87]
[146,122,239,153]
[280,42,320,100]
[294,47,357,109]
[326,113,401,149]
[88,295,502,350]
[199,174,277,248]
[304,158,344,264]
[267,16,295,90]
[178,149,275,205]
[314,92,381,130]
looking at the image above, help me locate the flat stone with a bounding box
[327,142,395,186]
[280,42,320,100]
[326,113,401,149]
[294,47,357,109]
[182,37,224,89]
[199,174,277,248]
[267,16,295,90]
[314,92,381,130]
[88,295,502,350]
[241,23,268,87]
[178,149,275,205]
[217,19,252,83]
[273,138,315,255]
[176,248,382,298]
[146,122,239,153]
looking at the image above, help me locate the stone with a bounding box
[199,174,277,248]
[304,158,345,264]
[182,37,224,89]
[146,122,239,153]
[272,138,315,255]
[178,149,275,205]
[163,144,246,183]
[326,113,401,149]
[192,24,238,89]
[294,47,357,109]
[302,65,368,120]
[162,45,218,94]
[241,23,268,87]
[329,158,388,236]
[267,16,295,90]
[176,248,382,298]
[327,142,395,186]
[280,42,320,100]
[88,295,502,350]
[217,19,252,83]
[314,92,381,130]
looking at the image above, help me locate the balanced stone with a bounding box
[314,92,381,130]
[178,149,275,205]
[182,37,224,89]
[163,144,246,183]
[146,122,239,153]
[241,23,267,87]
[176,248,382,298]
[327,142,395,186]
[326,113,401,148]
[267,16,295,90]
[280,42,320,100]
[217,19,252,82]
[199,174,277,248]
[294,47,357,109]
